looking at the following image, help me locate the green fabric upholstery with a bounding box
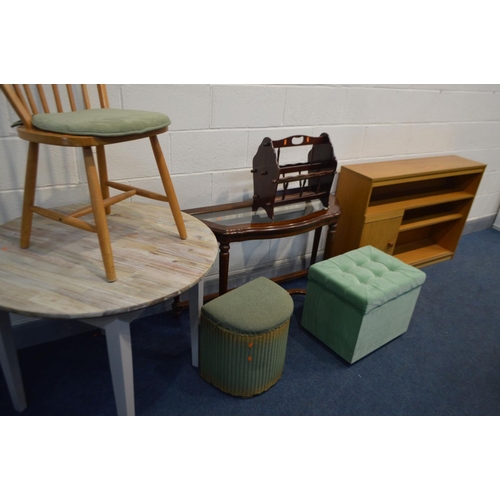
[309,246,426,313]
[200,277,294,397]
[302,246,426,364]
[31,108,171,137]
[202,276,294,335]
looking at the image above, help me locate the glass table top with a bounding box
[191,198,325,227]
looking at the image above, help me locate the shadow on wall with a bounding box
[213,187,253,206]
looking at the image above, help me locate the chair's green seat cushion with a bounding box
[202,277,294,335]
[309,246,426,313]
[32,108,171,137]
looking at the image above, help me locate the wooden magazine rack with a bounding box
[251,133,337,219]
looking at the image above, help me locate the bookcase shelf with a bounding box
[331,155,486,268]
[366,190,475,216]
[399,212,463,232]
[394,243,453,267]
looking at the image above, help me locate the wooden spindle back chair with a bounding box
[1,84,187,282]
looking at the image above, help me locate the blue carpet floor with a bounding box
[1,229,499,416]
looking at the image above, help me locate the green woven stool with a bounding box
[302,246,426,364]
[200,277,294,397]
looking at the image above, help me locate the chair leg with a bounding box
[150,135,187,240]
[96,146,111,215]
[20,142,39,249]
[82,146,117,282]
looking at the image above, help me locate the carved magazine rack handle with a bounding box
[251,133,337,219]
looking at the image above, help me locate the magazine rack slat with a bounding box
[251,133,337,218]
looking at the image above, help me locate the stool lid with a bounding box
[202,277,294,334]
[309,246,426,313]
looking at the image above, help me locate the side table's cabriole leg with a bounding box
[0,311,27,412]
[83,311,142,416]
[324,222,337,260]
[188,280,204,368]
[310,227,323,267]
[219,241,230,296]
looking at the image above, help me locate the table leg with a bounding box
[324,222,337,260]
[82,311,141,416]
[188,279,204,368]
[219,241,230,295]
[310,227,323,266]
[0,311,27,412]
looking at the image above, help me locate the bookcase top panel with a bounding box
[343,155,486,182]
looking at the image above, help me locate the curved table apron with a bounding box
[0,202,218,416]
[186,194,341,296]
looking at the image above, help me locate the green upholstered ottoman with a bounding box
[301,246,426,364]
[200,277,294,397]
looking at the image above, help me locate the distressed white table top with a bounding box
[0,203,218,319]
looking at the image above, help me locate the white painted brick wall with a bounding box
[171,130,248,175]
[362,125,411,157]
[121,84,212,131]
[212,85,286,128]
[1,84,500,287]
[283,86,346,126]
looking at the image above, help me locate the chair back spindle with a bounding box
[1,84,110,128]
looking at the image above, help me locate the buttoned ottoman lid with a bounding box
[202,277,294,334]
[309,246,426,313]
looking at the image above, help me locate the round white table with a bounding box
[0,202,218,415]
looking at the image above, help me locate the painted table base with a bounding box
[0,278,205,417]
[0,311,27,413]
[0,202,217,416]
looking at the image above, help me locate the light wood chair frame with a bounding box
[1,84,187,282]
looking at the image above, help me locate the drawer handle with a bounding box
[387,241,395,248]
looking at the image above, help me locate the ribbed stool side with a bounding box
[199,314,290,397]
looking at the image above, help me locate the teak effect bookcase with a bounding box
[331,155,486,267]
